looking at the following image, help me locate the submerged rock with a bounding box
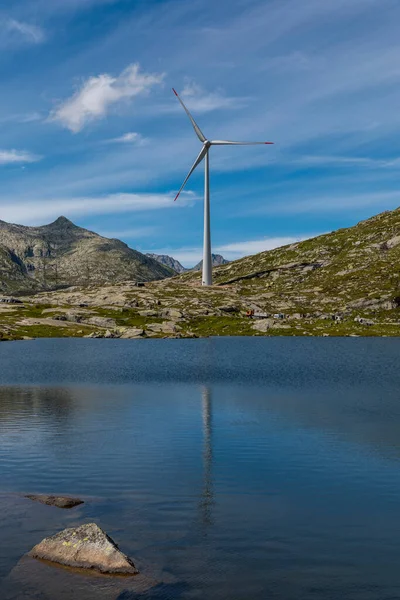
[29,522,138,575]
[25,494,84,509]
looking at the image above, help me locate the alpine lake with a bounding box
[1,337,400,599]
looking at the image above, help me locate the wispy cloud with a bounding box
[262,51,319,72]
[108,131,146,144]
[172,81,245,113]
[5,19,45,44]
[0,149,41,165]
[50,63,164,133]
[292,155,400,169]
[97,225,158,239]
[253,191,400,216]
[151,234,314,266]
[0,191,194,225]
[0,112,42,125]
[215,236,313,259]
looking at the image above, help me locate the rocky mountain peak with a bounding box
[0,217,174,293]
[46,216,77,229]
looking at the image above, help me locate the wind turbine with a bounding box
[172,88,273,286]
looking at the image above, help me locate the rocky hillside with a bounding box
[1,207,399,341]
[146,253,186,274]
[0,217,174,293]
[193,254,229,271]
[147,252,229,273]
[180,207,400,314]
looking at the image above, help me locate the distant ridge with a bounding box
[0,217,174,293]
[193,253,229,271]
[146,253,186,274]
[146,252,229,273]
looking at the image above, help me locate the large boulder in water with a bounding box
[25,494,84,509]
[29,522,138,575]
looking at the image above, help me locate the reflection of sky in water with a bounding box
[1,338,400,599]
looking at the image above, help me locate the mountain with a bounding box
[182,206,400,315]
[2,207,400,341]
[193,254,229,271]
[146,252,229,273]
[0,216,174,293]
[146,253,186,274]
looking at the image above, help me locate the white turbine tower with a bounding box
[172,88,273,286]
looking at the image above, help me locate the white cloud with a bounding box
[151,235,315,267]
[0,149,41,165]
[0,112,42,124]
[0,191,194,225]
[97,225,158,239]
[6,19,45,44]
[292,155,388,168]
[108,131,147,145]
[254,191,400,216]
[262,51,319,72]
[176,81,245,113]
[50,63,164,133]
[215,236,314,260]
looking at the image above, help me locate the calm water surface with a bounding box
[1,337,400,599]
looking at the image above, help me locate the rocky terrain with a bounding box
[146,253,186,273]
[147,252,229,273]
[193,253,229,271]
[0,207,399,340]
[0,216,174,294]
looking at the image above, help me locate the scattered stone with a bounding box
[161,308,184,319]
[120,327,145,339]
[29,522,138,575]
[25,494,84,509]
[354,316,375,326]
[252,319,274,332]
[382,235,400,250]
[219,305,239,313]
[83,316,117,328]
[138,309,158,317]
[0,297,22,304]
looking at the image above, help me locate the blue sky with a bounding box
[0,0,400,266]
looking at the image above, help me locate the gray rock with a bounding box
[146,321,181,334]
[84,316,117,328]
[120,327,145,339]
[252,319,274,332]
[219,305,239,313]
[0,297,22,304]
[138,310,158,317]
[161,308,184,319]
[25,494,84,509]
[29,522,138,575]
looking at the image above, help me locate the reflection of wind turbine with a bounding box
[200,386,213,530]
[172,88,274,286]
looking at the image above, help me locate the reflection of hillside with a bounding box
[227,386,400,460]
[0,386,77,428]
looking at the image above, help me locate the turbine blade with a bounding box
[172,88,206,143]
[211,140,274,145]
[174,146,208,201]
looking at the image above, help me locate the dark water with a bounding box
[1,337,400,599]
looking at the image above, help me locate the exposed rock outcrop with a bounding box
[0,216,174,294]
[146,253,187,274]
[29,522,138,575]
[193,253,229,270]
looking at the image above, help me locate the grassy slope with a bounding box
[1,207,400,340]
